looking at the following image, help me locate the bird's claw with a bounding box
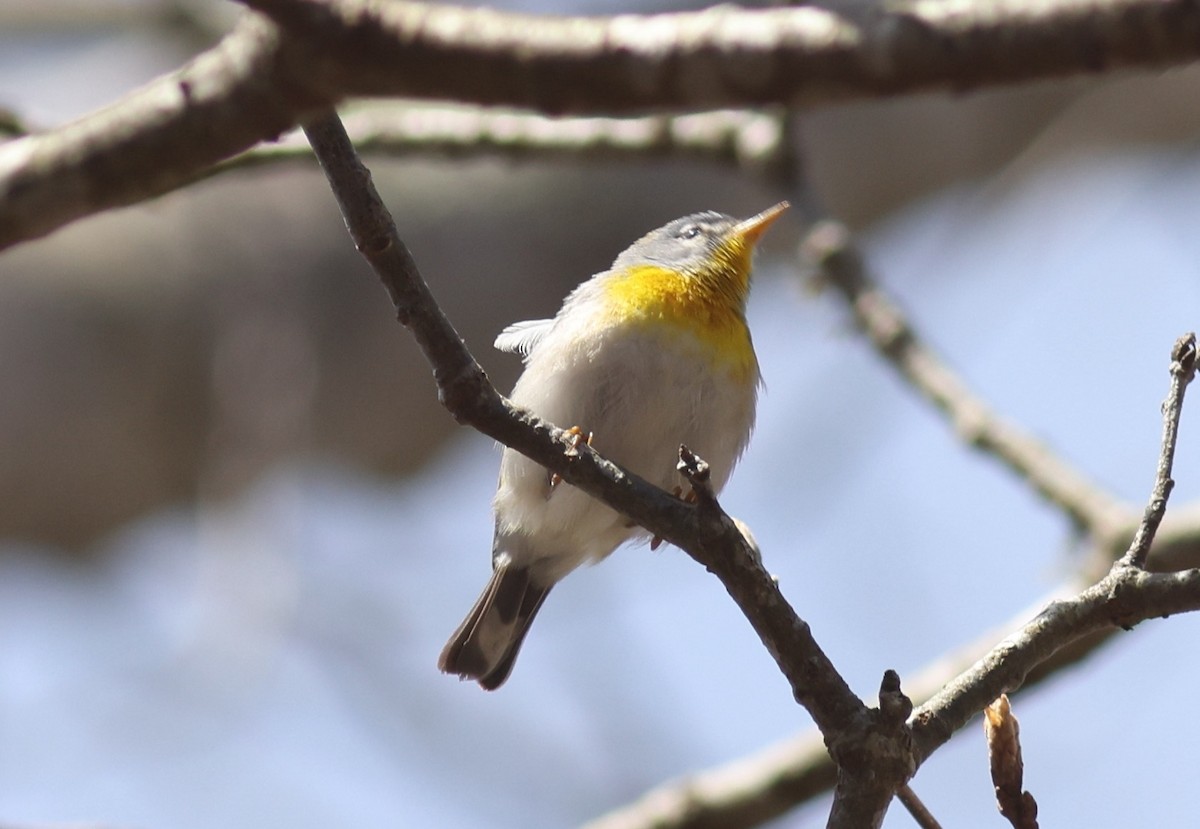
[550,426,593,490]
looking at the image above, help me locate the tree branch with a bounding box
[896,784,944,829]
[199,106,787,181]
[580,729,834,829]
[1121,333,1197,568]
[825,671,915,829]
[0,15,333,251]
[802,219,1135,542]
[243,0,1200,112]
[912,564,1200,762]
[911,333,1198,762]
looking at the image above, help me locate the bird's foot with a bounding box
[550,426,593,490]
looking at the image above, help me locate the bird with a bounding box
[438,202,788,690]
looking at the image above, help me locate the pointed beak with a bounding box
[732,201,789,246]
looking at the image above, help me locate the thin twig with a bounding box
[912,566,1200,763]
[803,219,1134,542]
[201,107,787,181]
[1121,332,1198,569]
[896,785,943,829]
[912,334,1200,762]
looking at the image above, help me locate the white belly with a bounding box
[492,323,757,583]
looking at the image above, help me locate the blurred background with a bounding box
[3,0,1200,827]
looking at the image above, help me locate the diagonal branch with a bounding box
[580,729,834,829]
[911,563,1200,763]
[0,15,333,251]
[896,784,944,829]
[803,219,1135,542]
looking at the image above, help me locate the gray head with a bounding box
[613,211,737,274]
[611,203,790,276]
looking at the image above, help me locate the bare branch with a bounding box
[581,729,834,829]
[0,15,334,252]
[896,785,944,829]
[300,110,865,742]
[825,670,915,829]
[200,106,787,180]
[243,0,1200,112]
[913,566,1200,762]
[803,219,1135,541]
[1122,332,1197,568]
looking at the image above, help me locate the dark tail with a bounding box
[438,562,551,691]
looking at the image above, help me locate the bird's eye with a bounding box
[678,225,701,240]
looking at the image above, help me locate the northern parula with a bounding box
[439,202,788,690]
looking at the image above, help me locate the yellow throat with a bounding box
[599,201,789,382]
[603,243,757,379]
